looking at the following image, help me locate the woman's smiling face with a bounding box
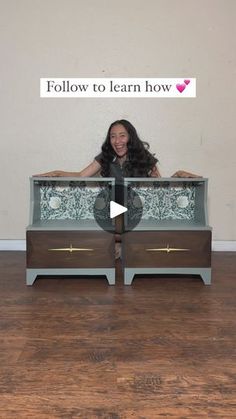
[110,124,129,157]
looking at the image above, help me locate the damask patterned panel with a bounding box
[128,184,196,221]
[39,181,111,221]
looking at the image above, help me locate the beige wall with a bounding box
[0,0,235,240]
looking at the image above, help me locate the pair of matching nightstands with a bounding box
[26,177,212,285]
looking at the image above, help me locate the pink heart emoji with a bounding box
[176,83,186,93]
[184,79,190,85]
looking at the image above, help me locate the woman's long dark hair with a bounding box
[100,119,158,177]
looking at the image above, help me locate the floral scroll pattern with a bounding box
[39,181,111,220]
[128,184,196,222]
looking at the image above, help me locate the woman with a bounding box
[35,119,161,179]
[35,119,199,179]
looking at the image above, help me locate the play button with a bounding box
[110,201,127,218]
[93,183,143,232]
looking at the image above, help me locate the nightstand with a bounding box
[123,178,212,285]
[26,177,116,285]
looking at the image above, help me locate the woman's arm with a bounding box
[33,160,101,177]
[78,160,101,177]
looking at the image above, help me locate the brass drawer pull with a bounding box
[146,244,189,254]
[48,244,94,253]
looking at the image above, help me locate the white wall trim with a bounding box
[0,240,236,251]
[0,240,26,251]
[212,241,236,251]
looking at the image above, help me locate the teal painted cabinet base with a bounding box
[26,268,116,286]
[124,267,211,286]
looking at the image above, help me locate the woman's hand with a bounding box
[33,170,75,177]
[171,170,202,178]
[33,161,101,178]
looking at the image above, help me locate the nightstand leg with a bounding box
[201,268,211,285]
[26,269,37,286]
[106,269,115,285]
[124,269,135,285]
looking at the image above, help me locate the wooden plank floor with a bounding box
[0,251,236,418]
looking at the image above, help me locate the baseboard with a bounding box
[212,241,236,251]
[0,240,26,251]
[0,240,236,251]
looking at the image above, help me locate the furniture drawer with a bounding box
[27,230,114,268]
[123,231,211,268]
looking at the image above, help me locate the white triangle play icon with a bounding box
[110,201,127,219]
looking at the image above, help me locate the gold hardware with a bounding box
[146,244,189,253]
[48,244,94,253]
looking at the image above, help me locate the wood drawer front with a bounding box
[27,231,114,268]
[123,231,211,268]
